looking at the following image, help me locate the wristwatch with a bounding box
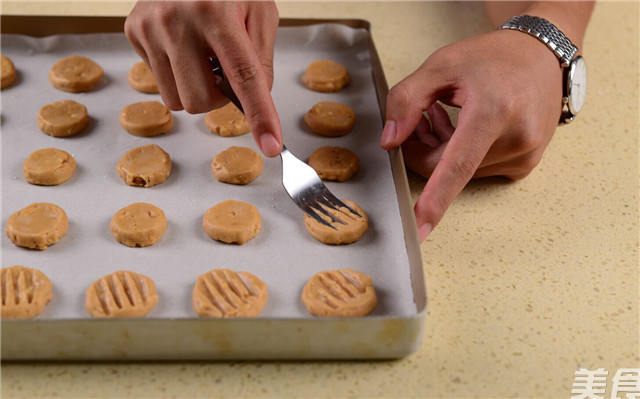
[499,15,587,125]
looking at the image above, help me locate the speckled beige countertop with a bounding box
[1,1,638,398]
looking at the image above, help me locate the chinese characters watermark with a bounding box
[572,368,640,399]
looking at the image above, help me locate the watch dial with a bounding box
[568,56,587,114]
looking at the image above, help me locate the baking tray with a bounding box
[0,16,426,360]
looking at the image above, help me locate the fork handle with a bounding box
[208,57,244,113]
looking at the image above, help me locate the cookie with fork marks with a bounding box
[302,269,377,317]
[303,199,367,245]
[192,269,268,318]
[85,270,158,318]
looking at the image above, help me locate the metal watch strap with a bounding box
[499,15,578,67]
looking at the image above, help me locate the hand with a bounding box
[125,0,282,157]
[380,30,564,241]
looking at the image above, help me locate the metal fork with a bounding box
[209,57,360,229]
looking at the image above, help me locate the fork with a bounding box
[209,57,360,229]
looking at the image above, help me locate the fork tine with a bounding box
[303,204,338,230]
[311,200,346,225]
[322,191,362,217]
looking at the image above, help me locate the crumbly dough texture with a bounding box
[203,200,261,245]
[128,61,159,94]
[5,202,68,250]
[1,266,53,319]
[212,146,263,185]
[302,60,350,92]
[303,199,368,245]
[204,102,250,137]
[48,55,103,92]
[119,101,173,137]
[1,54,17,89]
[192,269,268,318]
[302,269,377,317]
[304,101,355,137]
[85,270,158,318]
[117,144,171,188]
[110,202,167,248]
[38,99,89,138]
[23,148,76,186]
[308,146,359,182]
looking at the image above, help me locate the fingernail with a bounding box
[418,223,432,242]
[380,120,397,148]
[259,134,281,157]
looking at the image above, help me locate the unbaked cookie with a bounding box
[1,266,53,319]
[203,200,261,245]
[38,99,89,138]
[302,60,350,92]
[5,202,68,250]
[116,144,171,188]
[212,146,263,185]
[119,101,173,137]
[128,61,159,94]
[1,54,17,89]
[48,55,103,92]
[85,270,158,318]
[192,269,268,318]
[204,102,250,137]
[304,101,355,137]
[301,269,377,317]
[110,202,167,248]
[308,146,359,182]
[23,148,76,186]
[303,199,368,245]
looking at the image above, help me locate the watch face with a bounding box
[568,56,587,115]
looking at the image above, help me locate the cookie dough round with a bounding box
[192,269,268,318]
[302,60,350,92]
[304,101,355,137]
[5,202,69,250]
[38,99,89,138]
[48,55,103,92]
[110,202,167,248]
[212,146,263,185]
[203,200,261,245]
[85,270,158,318]
[303,199,368,245]
[302,269,377,317]
[128,61,159,94]
[23,148,77,186]
[1,266,53,319]
[1,54,17,89]
[116,144,171,188]
[204,102,250,137]
[119,101,173,137]
[308,146,359,182]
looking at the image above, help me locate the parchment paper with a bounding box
[1,24,415,319]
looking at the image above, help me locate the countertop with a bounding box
[1,1,638,398]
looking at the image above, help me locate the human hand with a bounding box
[125,0,282,157]
[380,30,564,241]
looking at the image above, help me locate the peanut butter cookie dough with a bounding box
[38,100,89,138]
[192,269,268,318]
[308,146,359,182]
[85,270,158,318]
[48,55,103,92]
[1,266,53,319]
[304,101,355,137]
[116,144,171,188]
[303,199,368,245]
[302,60,350,92]
[302,269,377,317]
[23,148,76,186]
[128,61,159,94]
[212,146,263,185]
[5,202,68,250]
[110,202,167,248]
[204,102,250,137]
[1,54,17,89]
[203,200,261,245]
[119,101,173,137]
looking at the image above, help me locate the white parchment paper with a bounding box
[1,24,415,319]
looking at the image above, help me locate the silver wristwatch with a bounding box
[499,15,587,125]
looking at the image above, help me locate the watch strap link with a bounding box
[499,15,578,67]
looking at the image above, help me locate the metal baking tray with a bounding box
[1,16,426,360]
